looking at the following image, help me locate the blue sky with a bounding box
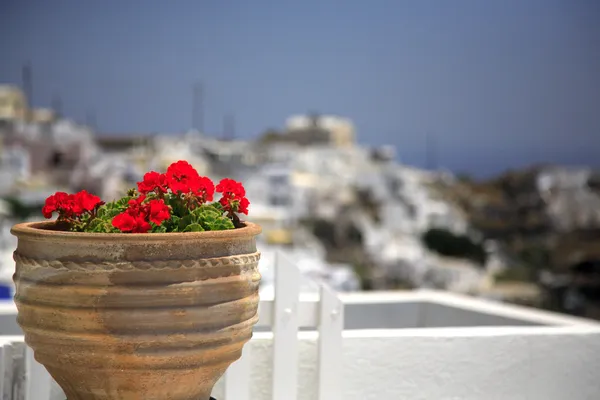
[1,0,599,177]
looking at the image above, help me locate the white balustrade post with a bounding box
[24,347,51,400]
[223,347,251,400]
[271,251,300,400]
[317,284,344,400]
[11,341,25,400]
[0,341,14,400]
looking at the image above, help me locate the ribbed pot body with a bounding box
[11,221,262,400]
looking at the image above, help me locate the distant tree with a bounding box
[355,188,381,223]
[352,262,373,290]
[494,264,536,283]
[346,222,363,244]
[287,126,329,146]
[422,228,488,265]
[518,245,551,269]
[456,172,473,183]
[257,129,285,144]
[311,218,337,247]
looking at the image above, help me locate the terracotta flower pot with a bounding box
[11,221,262,400]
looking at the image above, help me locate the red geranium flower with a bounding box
[216,178,249,214]
[127,194,146,215]
[147,199,171,225]
[218,196,250,215]
[74,190,103,213]
[138,171,168,194]
[112,212,137,232]
[112,195,170,233]
[112,212,153,233]
[42,192,71,219]
[165,161,200,194]
[43,190,102,219]
[189,176,215,203]
[216,178,245,198]
[133,216,152,233]
[238,197,250,215]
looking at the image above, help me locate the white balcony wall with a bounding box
[210,326,600,400]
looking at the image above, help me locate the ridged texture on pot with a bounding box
[11,221,262,400]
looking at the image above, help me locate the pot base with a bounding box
[49,364,225,400]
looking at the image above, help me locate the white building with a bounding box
[537,166,600,231]
[286,114,356,147]
[0,143,31,182]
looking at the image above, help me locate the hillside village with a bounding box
[1,84,599,319]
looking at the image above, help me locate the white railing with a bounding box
[223,251,344,400]
[0,251,345,400]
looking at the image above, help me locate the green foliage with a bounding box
[422,228,488,265]
[106,198,234,233]
[352,262,372,290]
[183,223,204,232]
[258,129,285,144]
[164,193,187,217]
[191,204,235,231]
[170,204,234,232]
[210,201,224,212]
[152,224,168,233]
[83,196,133,233]
[518,245,550,269]
[494,264,536,283]
[159,196,233,231]
[492,244,549,282]
[456,172,474,183]
[71,190,236,234]
[311,219,337,247]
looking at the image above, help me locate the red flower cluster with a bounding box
[42,161,250,233]
[42,190,103,220]
[216,178,249,215]
[112,195,171,233]
[137,161,215,203]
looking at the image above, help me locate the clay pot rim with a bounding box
[11,221,262,242]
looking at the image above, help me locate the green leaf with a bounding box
[201,214,234,231]
[92,224,104,233]
[181,204,236,231]
[192,204,221,217]
[152,224,168,233]
[210,201,224,211]
[114,196,132,209]
[178,214,195,231]
[161,215,180,232]
[214,217,235,230]
[183,223,204,232]
[166,194,189,217]
[107,208,123,218]
[88,220,117,233]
